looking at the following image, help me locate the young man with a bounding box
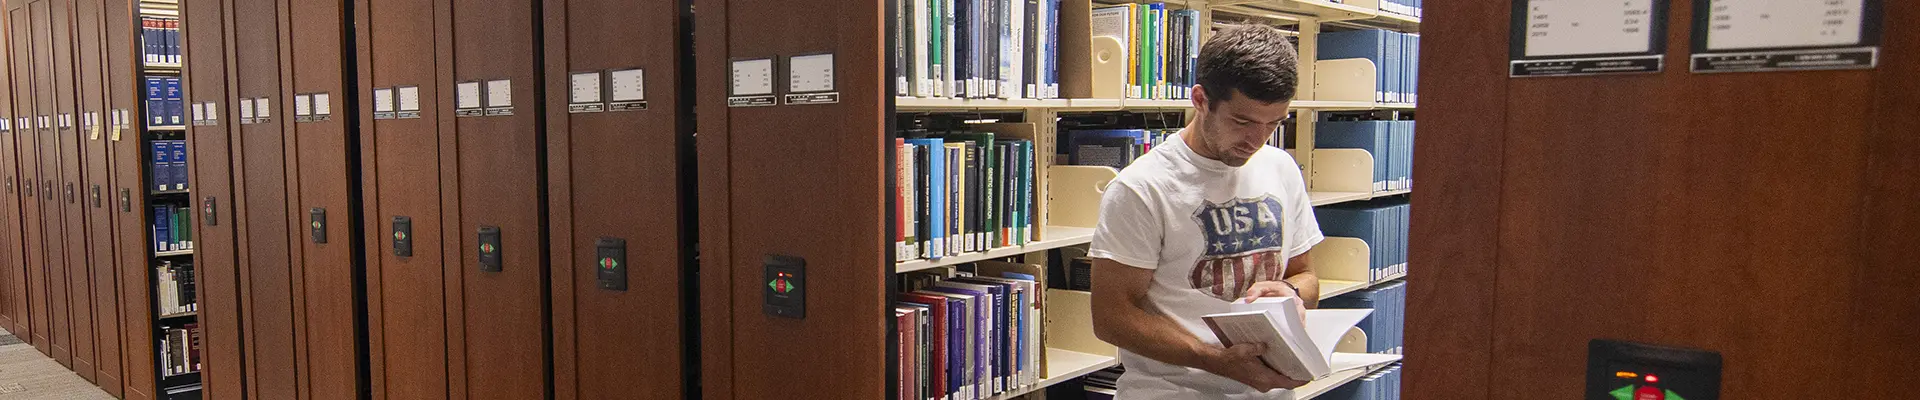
[1089,25,1324,399]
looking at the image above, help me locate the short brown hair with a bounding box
[1197,24,1299,106]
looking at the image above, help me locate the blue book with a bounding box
[1045,0,1060,96]
[165,78,183,125]
[150,141,171,191]
[1318,29,1389,103]
[145,78,162,125]
[1316,121,1390,192]
[170,21,181,64]
[906,138,946,258]
[1064,129,1145,168]
[946,278,1008,392]
[1322,287,1384,352]
[1410,35,1420,102]
[171,140,190,191]
[142,19,156,64]
[1383,31,1402,103]
[153,205,172,252]
[1316,203,1390,280]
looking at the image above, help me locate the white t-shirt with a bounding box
[1088,131,1324,400]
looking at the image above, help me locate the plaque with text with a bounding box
[1690,0,1882,73]
[1510,0,1669,77]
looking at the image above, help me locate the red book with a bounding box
[899,294,950,400]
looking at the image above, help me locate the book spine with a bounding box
[897,140,909,260]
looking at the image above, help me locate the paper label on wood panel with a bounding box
[484,80,513,115]
[254,98,271,123]
[1509,0,1668,77]
[373,87,395,119]
[1689,0,1881,73]
[204,102,217,124]
[455,81,483,116]
[396,86,422,119]
[191,102,205,123]
[608,68,647,111]
[788,53,835,93]
[294,94,313,120]
[729,58,777,107]
[58,113,72,129]
[569,72,605,113]
[313,93,331,119]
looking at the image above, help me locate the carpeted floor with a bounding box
[0,328,114,399]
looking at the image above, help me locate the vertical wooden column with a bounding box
[695,0,890,397]
[225,0,299,395]
[282,0,361,397]
[543,0,689,398]
[181,0,247,396]
[7,0,52,356]
[447,0,547,397]
[40,0,83,368]
[355,0,451,395]
[0,5,26,342]
[72,0,123,390]
[103,0,155,397]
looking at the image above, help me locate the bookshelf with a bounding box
[138,0,200,397]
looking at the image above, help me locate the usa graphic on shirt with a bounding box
[1187,195,1289,301]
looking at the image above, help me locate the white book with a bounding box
[1202,297,1402,382]
[914,0,933,97]
[942,0,957,98]
[1006,0,1023,99]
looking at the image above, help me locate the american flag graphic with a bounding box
[1187,196,1288,301]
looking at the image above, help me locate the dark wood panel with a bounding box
[229,0,298,395]
[284,0,359,397]
[356,0,450,396]
[0,6,28,343]
[1402,0,1507,398]
[181,0,246,395]
[546,0,686,398]
[449,0,545,397]
[73,0,123,391]
[1855,2,1920,398]
[9,3,52,355]
[53,0,98,374]
[102,0,154,396]
[711,0,889,397]
[37,0,79,367]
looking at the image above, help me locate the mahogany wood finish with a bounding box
[695,0,890,397]
[182,0,248,395]
[1411,1,1920,399]
[72,0,122,390]
[282,0,362,397]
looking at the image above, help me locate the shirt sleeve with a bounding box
[1088,180,1163,269]
[1285,177,1324,259]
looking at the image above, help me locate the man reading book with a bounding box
[1090,24,1325,399]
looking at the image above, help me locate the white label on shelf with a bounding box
[485,79,512,108]
[456,82,482,109]
[729,58,775,96]
[609,68,645,102]
[570,72,603,104]
[314,93,331,115]
[191,102,205,122]
[397,86,421,112]
[373,88,395,112]
[1704,0,1865,51]
[294,94,313,117]
[204,102,217,121]
[240,98,255,119]
[1523,0,1657,57]
[255,98,270,118]
[788,53,835,93]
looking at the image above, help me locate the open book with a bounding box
[1201,297,1402,381]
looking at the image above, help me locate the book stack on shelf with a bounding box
[1320,281,1405,355]
[896,127,1040,263]
[1319,364,1403,400]
[1315,198,1409,282]
[148,139,190,192]
[1318,29,1419,104]
[895,0,1064,99]
[155,261,198,317]
[141,16,181,66]
[152,204,194,253]
[144,76,185,127]
[1316,120,1414,193]
[158,324,202,377]
[1090,3,1202,100]
[1377,0,1421,18]
[1059,128,1177,170]
[895,262,1048,400]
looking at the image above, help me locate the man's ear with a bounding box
[1190,85,1209,112]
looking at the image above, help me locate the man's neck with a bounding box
[1182,121,1225,162]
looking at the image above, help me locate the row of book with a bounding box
[1080,365,1124,399]
[1315,198,1409,282]
[1061,128,1177,170]
[895,133,1038,262]
[149,139,190,192]
[155,261,198,316]
[1321,280,1406,355]
[141,17,181,66]
[1320,29,1420,104]
[145,76,185,127]
[1318,120,1415,192]
[1321,363,1403,400]
[895,262,1046,400]
[1091,3,1202,100]
[894,0,1063,99]
[1380,0,1422,18]
[159,324,202,377]
[153,204,194,253]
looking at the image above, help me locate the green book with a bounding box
[175,207,192,248]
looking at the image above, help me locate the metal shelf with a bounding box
[1310,188,1411,207]
[155,249,194,257]
[982,348,1120,400]
[896,226,1095,273]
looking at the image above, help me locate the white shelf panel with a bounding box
[896,226,1095,273]
[1295,364,1389,400]
[156,249,194,257]
[1310,188,1410,207]
[1319,279,1367,300]
[984,348,1120,400]
[895,97,1070,111]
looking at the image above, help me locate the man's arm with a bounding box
[1091,258,1306,391]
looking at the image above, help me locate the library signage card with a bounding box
[373,88,396,120]
[397,86,423,119]
[314,93,332,121]
[785,53,839,105]
[1690,0,1881,73]
[607,68,648,111]
[294,94,314,122]
[1509,0,1669,77]
[569,71,606,113]
[728,58,777,107]
[484,80,513,116]
[455,82,484,117]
